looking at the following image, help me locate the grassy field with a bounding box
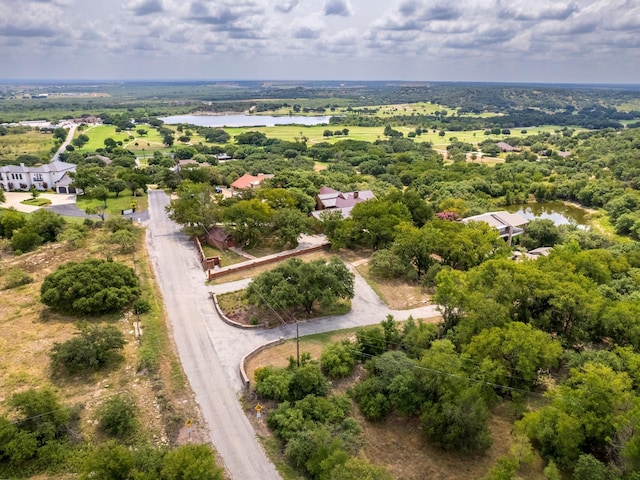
[0,129,56,162]
[0,228,207,471]
[76,119,572,157]
[76,125,171,154]
[76,190,148,215]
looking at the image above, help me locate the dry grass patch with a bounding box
[356,263,431,310]
[0,228,206,451]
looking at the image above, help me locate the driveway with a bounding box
[144,189,441,479]
[1,192,76,213]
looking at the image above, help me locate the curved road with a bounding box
[144,189,440,478]
[51,123,77,163]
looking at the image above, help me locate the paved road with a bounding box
[145,190,281,480]
[144,189,441,478]
[51,123,77,162]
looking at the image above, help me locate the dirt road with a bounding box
[145,190,281,480]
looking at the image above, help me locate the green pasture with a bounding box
[223,124,569,148]
[74,121,583,157]
[75,190,147,216]
[0,129,56,162]
[76,125,171,154]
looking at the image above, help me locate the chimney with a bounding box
[354,191,359,199]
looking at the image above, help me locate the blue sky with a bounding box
[1,0,639,83]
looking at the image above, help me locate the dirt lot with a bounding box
[356,263,431,310]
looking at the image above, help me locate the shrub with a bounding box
[254,366,293,402]
[2,268,33,289]
[50,323,126,373]
[321,340,358,379]
[40,259,140,315]
[368,249,409,279]
[98,395,138,439]
[109,229,136,253]
[133,299,151,314]
[104,216,134,233]
[288,363,330,401]
[10,229,43,253]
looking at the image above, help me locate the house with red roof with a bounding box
[230,173,273,191]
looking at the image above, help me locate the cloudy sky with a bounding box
[1,0,639,83]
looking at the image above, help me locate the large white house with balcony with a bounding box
[0,162,77,194]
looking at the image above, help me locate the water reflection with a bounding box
[505,201,590,228]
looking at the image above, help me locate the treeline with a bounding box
[332,105,635,130]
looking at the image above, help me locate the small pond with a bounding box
[158,114,332,128]
[505,201,591,228]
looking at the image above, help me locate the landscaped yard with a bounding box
[20,197,52,206]
[75,190,148,216]
[201,244,247,266]
[216,289,350,327]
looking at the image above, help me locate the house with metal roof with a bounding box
[461,210,529,245]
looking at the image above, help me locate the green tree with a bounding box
[434,268,467,337]
[246,257,354,314]
[50,323,126,373]
[80,441,134,480]
[166,181,221,236]
[40,259,140,315]
[271,208,310,248]
[519,219,560,250]
[107,178,127,198]
[224,198,272,247]
[463,322,563,391]
[519,363,634,468]
[8,388,70,443]
[86,185,110,206]
[321,340,358,379]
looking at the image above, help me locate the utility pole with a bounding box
[296,319,300,367]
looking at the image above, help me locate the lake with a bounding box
[505,201,591,228]
[158,114,332,128]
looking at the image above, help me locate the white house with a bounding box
[0,162,77,194]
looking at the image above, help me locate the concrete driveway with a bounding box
[1,192,76,213]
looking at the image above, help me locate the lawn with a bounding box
[201,244,247,266]
[0,129,56,163]
[20,197,52,206]
[76,125,174,155]
[75,190,147,216]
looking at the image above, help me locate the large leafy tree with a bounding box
[246,257,354,314]
[40,259,140,315]
[462,322,563,391]
[223,198,273,248]
[166,180,221,236]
